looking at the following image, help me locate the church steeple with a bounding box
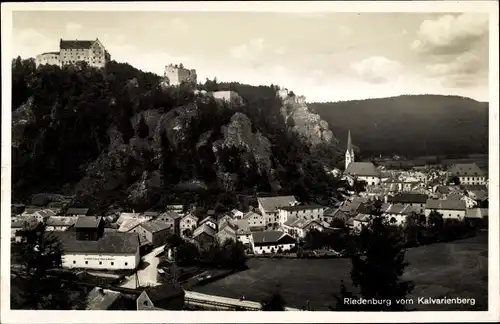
[347,130,353,152]
[345,130,355,170]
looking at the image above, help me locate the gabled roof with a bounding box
[35,209,56,218]
[353,213,371,222]
[86,287,122,310]
[60,39,95,50]
[425,199,466,211]
[277,204,324,212]
[11,216,39,229]
[118,217,151,232]
[143,211,160,218]
[181,214,199,222]
[257,196,298,212]
[345,162,380,177]
[242,211,261,219]
[116,213,141,225]
[252,231,289,244]
[144,284,184,303]
[46,216,78,227]
[54,231,140,254]
[158,211,182,221]
[388,193,428,204]
[382,203,418,215]
[75,216,103,229]
[449,163,484,177]
[466,208,488,218]
[66,208,89,216]
[199,216,217,226]
[139,220,171,233]
[193,223,216,238]
[23,206,43,214]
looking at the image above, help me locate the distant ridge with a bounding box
[309,94,488,158]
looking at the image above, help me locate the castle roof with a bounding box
[60,39,96,50]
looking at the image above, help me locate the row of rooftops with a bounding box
[344,162,486,178]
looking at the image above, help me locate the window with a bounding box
[125,262,128,266]
[143,300,149,306]
[85,261,88,264]
[111,262,114,266]
[73,261,76,264]
[99,261,102,265]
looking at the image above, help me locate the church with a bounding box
[344,130,381,186]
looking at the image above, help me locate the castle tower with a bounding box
[345,130,355,170]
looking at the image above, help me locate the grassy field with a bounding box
[193,233,488,311]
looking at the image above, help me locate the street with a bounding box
[120,244,166,289]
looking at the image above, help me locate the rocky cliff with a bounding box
[277,88,337,146]
[11,59,342,212]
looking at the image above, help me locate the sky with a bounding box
[11,10,490,102]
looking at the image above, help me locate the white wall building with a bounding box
[425,199,467,221]
[251,231,296,255]
[55,232,141,270]
[448,163,487,185]
[257,196,299,228]
[277,204,324,226]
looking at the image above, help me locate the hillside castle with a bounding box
[164,64,198,86]
[35,38,111,69]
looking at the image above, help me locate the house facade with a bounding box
[257,196,299,229]
[425,199,467,221]
[387,193,428,214]
[55,231,141,270]
[36,39,111,68]
[277,204,324,225]
[345,162,381,186]
[180,214,199,236]
[448,163,487,185]
[251,231,296,255]
[45,216,78,231]
[132,220,171,247]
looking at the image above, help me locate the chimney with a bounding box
[384,195,388,204]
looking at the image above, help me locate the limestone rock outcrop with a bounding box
[277,88,337,146]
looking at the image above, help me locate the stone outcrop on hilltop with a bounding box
[277,88,337,146]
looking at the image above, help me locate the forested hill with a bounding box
[11,57,343,214]
[309,95,489,158]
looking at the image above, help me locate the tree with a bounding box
[428,210,443,229]
[352,180,367,194]
[261,285,286,311]
[333,199,415,311]
[12,223,87,310]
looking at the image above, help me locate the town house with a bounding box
[257,196,299,229]
[157,211,182,235]
[344,162,382,186]
[425,199,467,221]
[198,216,218,231]
[131,220,171,247]
[45,216,78,231]
[179,214,199,236]
[381,203,419,226]
[277,204,325,226]
[251,231,296,255]
[387,193,428,214]
[448,163,487,185]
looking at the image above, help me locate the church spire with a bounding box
[345,130,354,170]
[347,130,353,152]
